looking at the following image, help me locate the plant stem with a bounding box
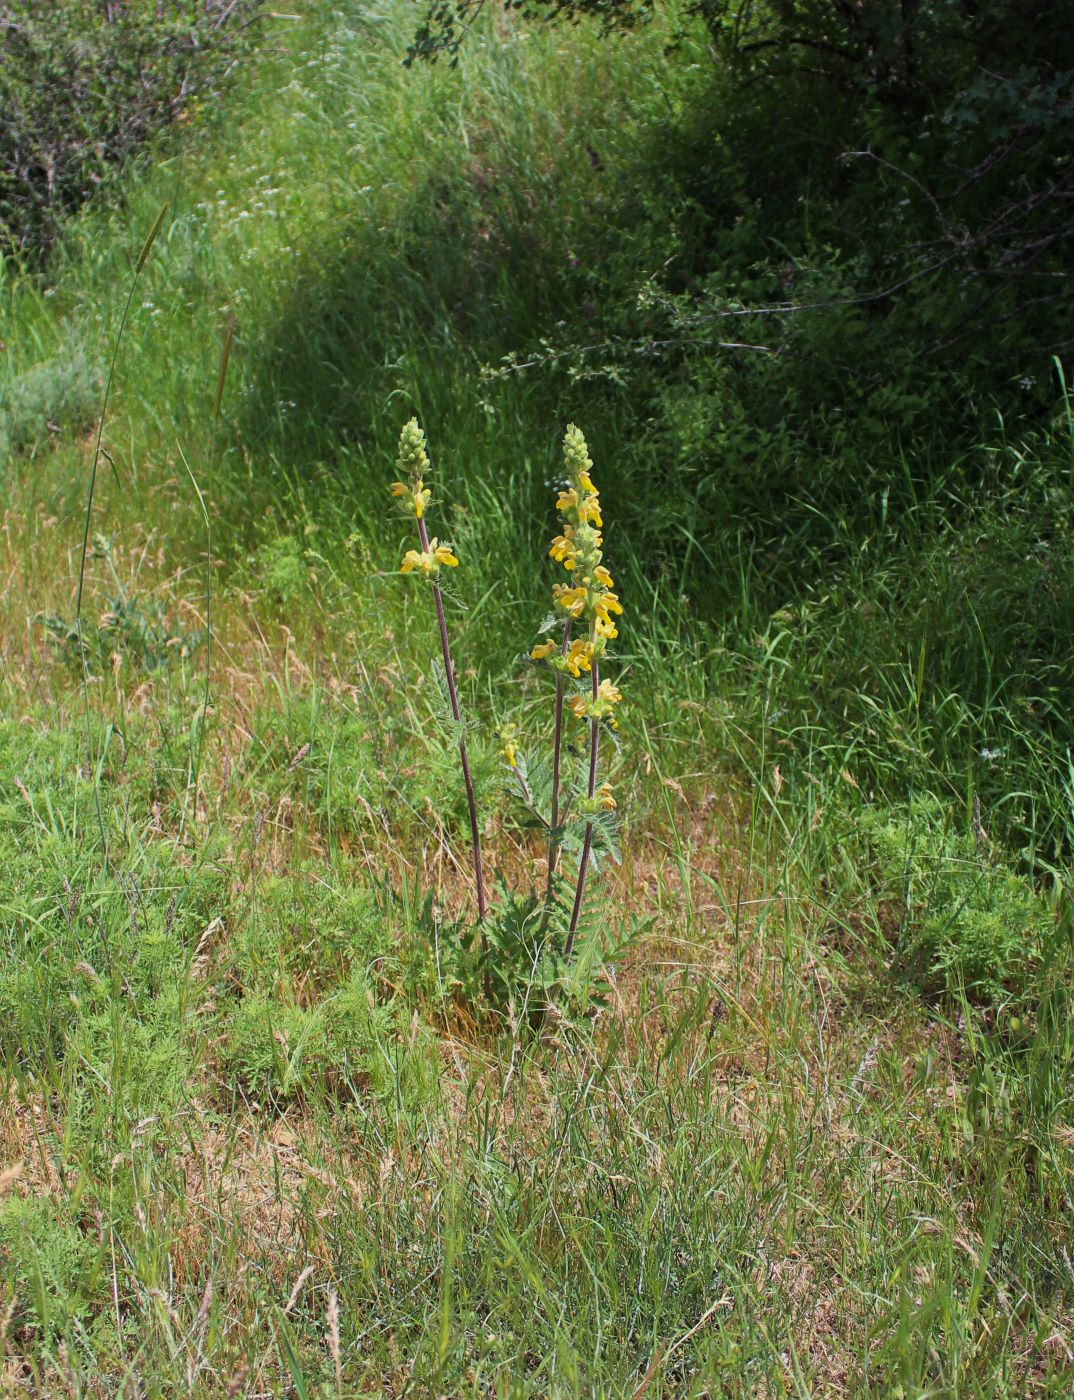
[540,619,572,925]
[563,652,599,961]
[416,517,486,924]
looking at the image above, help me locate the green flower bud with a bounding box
[563,423,592,483]
[396,417,429,485]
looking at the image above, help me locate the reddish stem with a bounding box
[563,653,599,961]
[540,619,573,924]
[416,516,486,924]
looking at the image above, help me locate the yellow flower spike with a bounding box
[530,639,556,662]
[598,783,616,811]
[390,418,487,925]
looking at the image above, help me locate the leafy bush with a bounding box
[0,0,261,253]
[859,796,1054,1000]
[250,533,310,609]
[416,1,1074,382]
[0,337,101,463]
[0,1197,100,1344]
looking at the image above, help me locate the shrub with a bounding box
[0,336,101,463]
[859,796,1054,1001]
[0,0,261,253]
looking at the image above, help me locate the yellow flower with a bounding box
[400,538,458,576]
[433,541,459,567]
[556,487,580,516]
[400,548,425,575]
[578,470,597,496]
[597,783,616,810]
[595,616,618,641]
[577,494,602,528]
[594,564,613,588]
[530,639,556,661]
[549,531,577,568]
[593,591,623,626]
[565,639,593,677]
[390,479,431,518]
[497,723,519,768]
[552,584,587,617]
[567,694,588,721]
[598,679,622,706]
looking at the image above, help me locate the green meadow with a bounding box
[0,1,1072,1393]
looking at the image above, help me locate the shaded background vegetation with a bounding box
[0,0,261,253]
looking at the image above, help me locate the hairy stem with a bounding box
[540,618,573,925]
[563,652,599,961]
[416,516,486,924]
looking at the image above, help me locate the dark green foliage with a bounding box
[409,0,1074,609]
[0,0,261,253]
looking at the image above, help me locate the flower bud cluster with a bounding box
[390,417,433,521]
[577,783,617,816]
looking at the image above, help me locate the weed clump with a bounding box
[860,796,1053,1000]
[38,534,206,676]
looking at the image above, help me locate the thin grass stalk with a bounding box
[564,651,600,959]
[76,200,168,870]
[415,515,487,924]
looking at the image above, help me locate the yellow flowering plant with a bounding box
[527,424,623,958]
[388,418,622,1006]
[391,418,486,926]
